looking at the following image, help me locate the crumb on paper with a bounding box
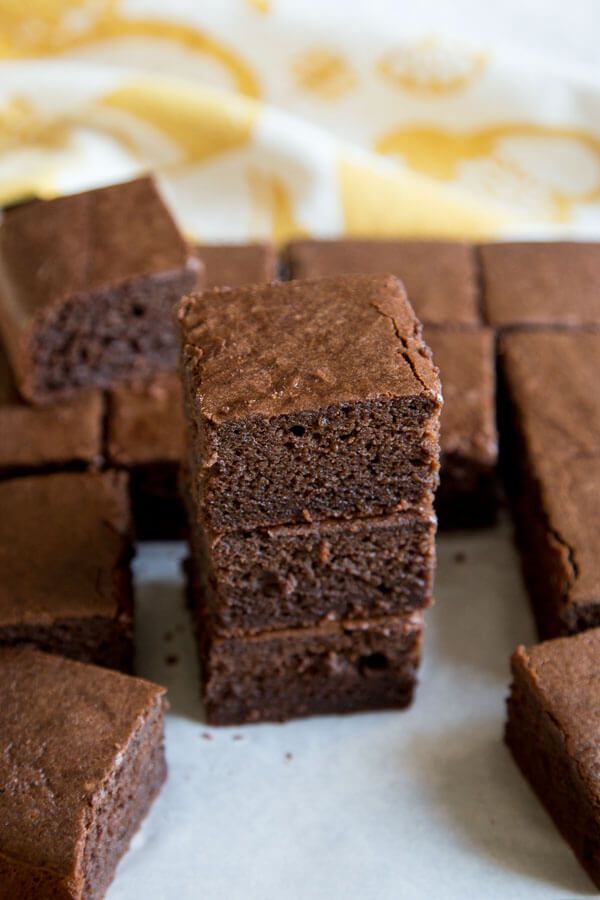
[201,732,213,741]
[165,654,179,666]
[232,734,243,741]
[285,752,293,762]
[454,551,466,564]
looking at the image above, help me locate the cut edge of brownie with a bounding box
[187,558,423,725]
[22,265,200,404]
[186,502,436,634]
[505,641,600,889]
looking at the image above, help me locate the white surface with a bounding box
[107,518,593,900]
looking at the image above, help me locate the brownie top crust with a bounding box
[532,455,600,613]
[196,242,277,288]
[106,372,184,466]
[511,629,600,765]
[500,330,600,463]
[0,176,196,324]
[286,239,479,326]
[425,327,497,462]
[179,273,441,424]
[0,471,133,626]
[0,342,103,473]
[0,646,165,881]
[480,241,600,328]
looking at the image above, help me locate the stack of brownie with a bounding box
[179,272,442,724]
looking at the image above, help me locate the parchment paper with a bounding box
[108,517,593,899]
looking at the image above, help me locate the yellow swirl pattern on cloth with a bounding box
[0,3,598,241]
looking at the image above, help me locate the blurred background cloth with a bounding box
[1,0,600,242]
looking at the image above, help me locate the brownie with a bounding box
[0,471,135,670]
[0,341,103,477]
[196,242,277,288]
[499,330,600,473]
[179,274,442,532]
[106,372,185,539]
[189,563,423,724]
[286,239,480,326]
[0,647,166,899]
[480,241,600,328]
[515,455,600,638]
[188,499,436,634]
[0,176,202,404]
[425,327,497,528]
[506,629,600,889]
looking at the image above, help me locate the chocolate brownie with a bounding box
[0,176,202,404]
[499,330,600,474]
[0,647,166,899]
[0,471,134,670]
[106,372,185,539]
[426,327,497,528]
[286,239,479,325]
[480,241,600,328]
[189,563,423,724]
[188,499,436,634]
[196,242,277,288]
[515,455,600,638]
[506,629,600,889]
[0,341,103,477]
[179,274,442,532]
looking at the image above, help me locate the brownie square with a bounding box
[196,242,277,288]
[0,340,103,477]
[0,647,166,899]
[480,241,600,328]
[179,274,441,532]
[0,471,135,670]
[106,372,185,539]
[286,239,479,326]
[188,499,436,634]
[189,561,423,724]
[499,330,600,473]
[0,176,202,404]
[426,327,498,528]
[515,455,600,638]
[506,629,600,889]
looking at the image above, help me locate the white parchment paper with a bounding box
[107,517,593,900]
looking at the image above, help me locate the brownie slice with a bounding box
[188,499,436,634]
[499,330,600,476]
[0,647,166,899]
[0,341,103,477]
[0,176,202,403]
[189,563,423,724]
[426,327,497,528]
[286,239,480,326]
[0,471,134,670]
[196,242,277,288]
[106,372,185,540]
[516,455,600,638]
[179,274,442,532]
[506,629,600,889]
[480,241,600,329]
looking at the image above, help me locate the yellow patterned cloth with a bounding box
[1,2,600,242]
